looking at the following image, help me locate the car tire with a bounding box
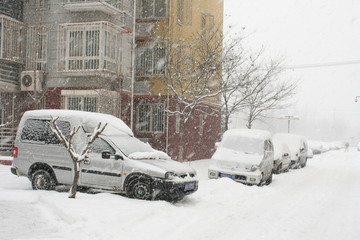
[275,163,282,174]
[31,169,56,190]
[265,172,273,185]
[130,180,153,200]
[302,158,308,168]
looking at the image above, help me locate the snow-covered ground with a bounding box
[1,149,360,240]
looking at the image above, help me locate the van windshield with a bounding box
[221,135,264,155]
[107,135,153,157]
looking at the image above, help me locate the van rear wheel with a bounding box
[31,170,56,190]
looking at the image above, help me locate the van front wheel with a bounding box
[31,170,56,190]
[131,180,152,200]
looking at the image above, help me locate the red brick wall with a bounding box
[134,95,221,161]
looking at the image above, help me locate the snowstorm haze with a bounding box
[225,0,360,143]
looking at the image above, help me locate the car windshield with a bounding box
[107,135,153,157]
[221,135,264,155]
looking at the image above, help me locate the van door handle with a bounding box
[84,159,90,165]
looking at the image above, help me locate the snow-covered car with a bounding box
[11,110,198,201]
[307,148,314,159]
[208,129,274,186]
[273,133,308,169]
[272,136,292,174]
[357,142,360,151]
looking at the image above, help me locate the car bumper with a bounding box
[10,167,19,176]
[153,179,199,201]
[208,166,262,185]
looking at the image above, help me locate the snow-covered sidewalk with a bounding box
[1,149,360,240]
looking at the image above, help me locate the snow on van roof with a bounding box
[223,128,271,140]
[23,110,133,136]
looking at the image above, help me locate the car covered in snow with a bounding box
[208,129,274,186]
[11,110,198,201]
[357,142,360,151]
[272,136,292,174]
[273,133,308,169]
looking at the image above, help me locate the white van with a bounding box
[11,110,198,201]
[208,129,274,186]
[272,133,308,169]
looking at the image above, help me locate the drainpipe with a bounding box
[165,0,172,154]
[130,0,137,130]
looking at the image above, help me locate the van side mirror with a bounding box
[102,151,111,159]
[102,151,123,160]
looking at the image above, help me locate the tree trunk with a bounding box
[69,161,80,198]
[178,120,186,162]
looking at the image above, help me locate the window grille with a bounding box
[136,41,166,76]
[138,104,165,132]
[0,15,23,63]
[26,26,47,71]
[58,22,124,73]
[139,0,167,19]
[65,96,98,112]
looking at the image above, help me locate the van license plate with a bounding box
[220,173,235,179]
[184,182,195,191]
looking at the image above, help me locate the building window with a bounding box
[61,89,119,115]
[175,44,192,70]
[139,0,167,19]
[201,13,214,39]
[177,0,192,25]
[65,96,98,112]
[0,15,23,62]
[36,0,49,9]
[138,104,165,132]
[26,26,47,71]
[136,41,166,76]
[58,22,123,73]
[0,104,3,125]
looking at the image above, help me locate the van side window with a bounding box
[89,138,115,154]
[21,119,70,144]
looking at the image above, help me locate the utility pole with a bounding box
[279,115,300,133]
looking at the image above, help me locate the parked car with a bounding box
[273,133,308,169]
[357,142,360,151]
[307,148,314,159]
[208,129,274,186]
[11,110,198,201]
[272,137,292,174]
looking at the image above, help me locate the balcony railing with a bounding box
[63,0,133,15]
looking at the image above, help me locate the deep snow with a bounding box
[1,149,360,240]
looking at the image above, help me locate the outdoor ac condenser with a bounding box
[20,71,43,91]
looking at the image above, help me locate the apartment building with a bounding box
[0,0,223,161]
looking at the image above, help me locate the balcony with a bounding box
[63,0,130,15]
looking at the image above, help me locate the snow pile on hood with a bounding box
[212,147,263,167]
[128,150,171,160]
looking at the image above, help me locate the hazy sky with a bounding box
[225,0,360,141]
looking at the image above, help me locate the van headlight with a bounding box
[165,171,175,180]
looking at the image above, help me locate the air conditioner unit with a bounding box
[20,71,44,91]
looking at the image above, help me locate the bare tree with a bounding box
[242,59,297,129]
[164,25,224,161]
[220,36,266,131]
[50,117,107,198]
